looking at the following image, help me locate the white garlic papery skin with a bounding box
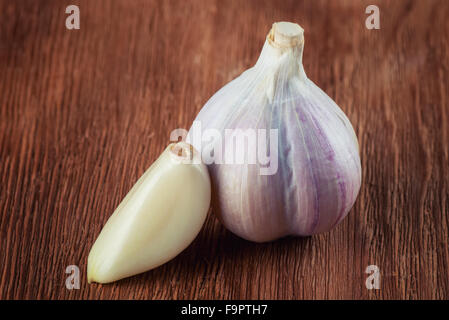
[188,22,361,242]
[88,142,211,283]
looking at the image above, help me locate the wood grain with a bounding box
[0,0,448,299]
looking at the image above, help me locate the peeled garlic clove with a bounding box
[188,22,361,242]
[87,142,211,284]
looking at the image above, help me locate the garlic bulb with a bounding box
[88,142,211,283]
[188,22,361,242]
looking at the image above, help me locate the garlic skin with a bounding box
[189,22,361,242]
[87,142,211,283]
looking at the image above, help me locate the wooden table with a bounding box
[1,0,448,299]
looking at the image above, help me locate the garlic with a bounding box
[188,22,361,242]
[87,142,211,283]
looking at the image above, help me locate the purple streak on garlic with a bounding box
[188,22,361,242]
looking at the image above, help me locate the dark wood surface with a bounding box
[1,0,448,299]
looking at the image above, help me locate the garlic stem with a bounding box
[268,21,304,48]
